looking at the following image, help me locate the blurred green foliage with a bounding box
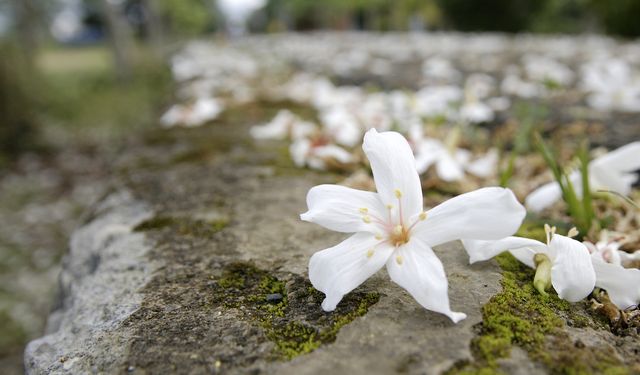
[38,45,172,145]
[590,0,640,37]
[265,0,443,30]
[437,0,546,32]
[0,43,40,165]
[264,0,640,36]
[157,0,217,36]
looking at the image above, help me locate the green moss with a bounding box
[515,222,547,243]
[133,216,228,236]
[0,310,28,355]
[214,262,379,360]
[450,253,627,374]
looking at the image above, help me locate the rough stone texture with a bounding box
[23,101,639,374]
[23,113,504,374]
[24,191,155,374]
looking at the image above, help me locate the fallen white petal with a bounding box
[309,232,394,311]
[363,129,423,222]
[549,235,596,303]
[525,181,563,212]
[386,238,466,323]
[463,236,546,267]
[300,184,387,234]
[466,149,498,178]
[414,187,526,247]
[436,152,465,182]
[592,259,640,309]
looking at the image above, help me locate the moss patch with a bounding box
[215,262,379,360]
[134,216,228,236]
[449,253,628,374]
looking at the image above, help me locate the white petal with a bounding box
[525,181,562,212]
[413,187,526,247]
[362,129,423,221]
[592,260,640,309]
[290,138,310,167]
[309,232,394,311]
[619,249,640,264]
[386,238,466,323]
[549,235,596,302]
[466,149,498,178]
[313,144,354,164]
[462,237,546,267]
[436,153,465,182]
[301,184,387,234]
[589,161,637,196]
[415,140,444,174]
[591,142,640,174]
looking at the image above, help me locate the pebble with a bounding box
[266,293,283,303]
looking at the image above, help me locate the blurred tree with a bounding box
[264,0,442,31]
[9,0,45,67]
[139,0,165,55]
[157,0,215,36]
[99,0,135,81]
[530,0,595,34]
[437,0,547,32]
[590,0,640,37]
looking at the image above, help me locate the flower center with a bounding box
[359,189,428,254]
[390,224,410,247]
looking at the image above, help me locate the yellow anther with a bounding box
[419,212,427,221]
[386,204,394,210]
[362,216,371,223]
[359,207,369,214]
[544,223,556,245]
[394,189,403,198]
[567,227,579,238]
[393,225,403,236]
[366,249,375,258]
[396,255,404,265]
[375,234,383,240]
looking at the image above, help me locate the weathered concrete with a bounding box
[23,113,504,374]
[23,103,639,374]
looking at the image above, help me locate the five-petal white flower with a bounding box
[301,129,526,322]
[463,226,596,302]
[526,142,640,212]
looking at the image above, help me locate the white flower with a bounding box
[463,226,596,302]
[526,142,640,212]
[250,110,315,140]
[301,129,526,322]
[590,256,640,310]
[320,108,363,147]
[581,58,640,112]
[583,231,634,267]
[584,232,640,309]
[411,127,498,182]
[160,97,224,128]
[290,137,354,171]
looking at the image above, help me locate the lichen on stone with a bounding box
[215,262,379,360]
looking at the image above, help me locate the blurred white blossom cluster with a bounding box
[162,33,640,181]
